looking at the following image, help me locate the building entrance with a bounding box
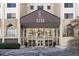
[22,28,59,47]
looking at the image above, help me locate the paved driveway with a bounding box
[0,47,78,56]
[0,49,15,56]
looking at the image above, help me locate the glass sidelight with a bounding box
[49,40,52,46]
[45,40,48,46]
[45,40,53,46]
[28,40,36,47]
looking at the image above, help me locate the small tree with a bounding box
[67,16,79,55]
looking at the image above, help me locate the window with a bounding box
[66,24,74,36]
[37,29,44,38]
[47,6,51,9]
[64,13,73,19]
[6,24,17,37]
[45,40,48,46]
[64,3,73,8]
[7,13,16,19]
[38,6,43,10]
[7,3,16,8]
[36,18,45,23]
[47,30,52,36]
[28,40,36,46]
[45,40,52,46]
[63,24,74,37]
[30,6,34,9]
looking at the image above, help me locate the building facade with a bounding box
[0,3,20,44]
[0,3,79,47]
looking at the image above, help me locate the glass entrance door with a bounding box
[37,40,44,47]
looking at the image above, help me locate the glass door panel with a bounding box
[37,40,44,47]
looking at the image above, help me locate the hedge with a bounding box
[0,43,20,49]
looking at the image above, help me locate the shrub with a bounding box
[0,43,20,49]
[66,39,79,55]
[68,39,79,50]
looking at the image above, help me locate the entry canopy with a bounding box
[21,9,60,28]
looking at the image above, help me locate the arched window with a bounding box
[66,24,74,36]
[6,24,17,37]
[63,24,74,37]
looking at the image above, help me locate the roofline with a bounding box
[20,9,60,19]
[20,10,38,19]
[42,9,60,19]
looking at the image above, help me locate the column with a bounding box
[52,28,54,40]
[43,28,45,46]
[21,28,23,45]
[22,28,24,45]
[17,20,21,44]
[2,3,5,43]
[53,28,56,43]
[26,28,28,41]
[53,28,56,41]
[52,28,55,46]
[35,28,38,47]
[17,3,21,44]
[56,28,58,45]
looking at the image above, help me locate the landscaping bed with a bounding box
[0,43,20,49]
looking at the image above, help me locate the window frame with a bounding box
[30,5,34,9]
[63,25,74,37]
[7,3,16,8]
[47,6,51,9]
[38,6,43,10]
[6,26,17,37]
[7,13,16,19]
[64,13,73,19]
[36,18,45,23]
[64,3,73,8]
